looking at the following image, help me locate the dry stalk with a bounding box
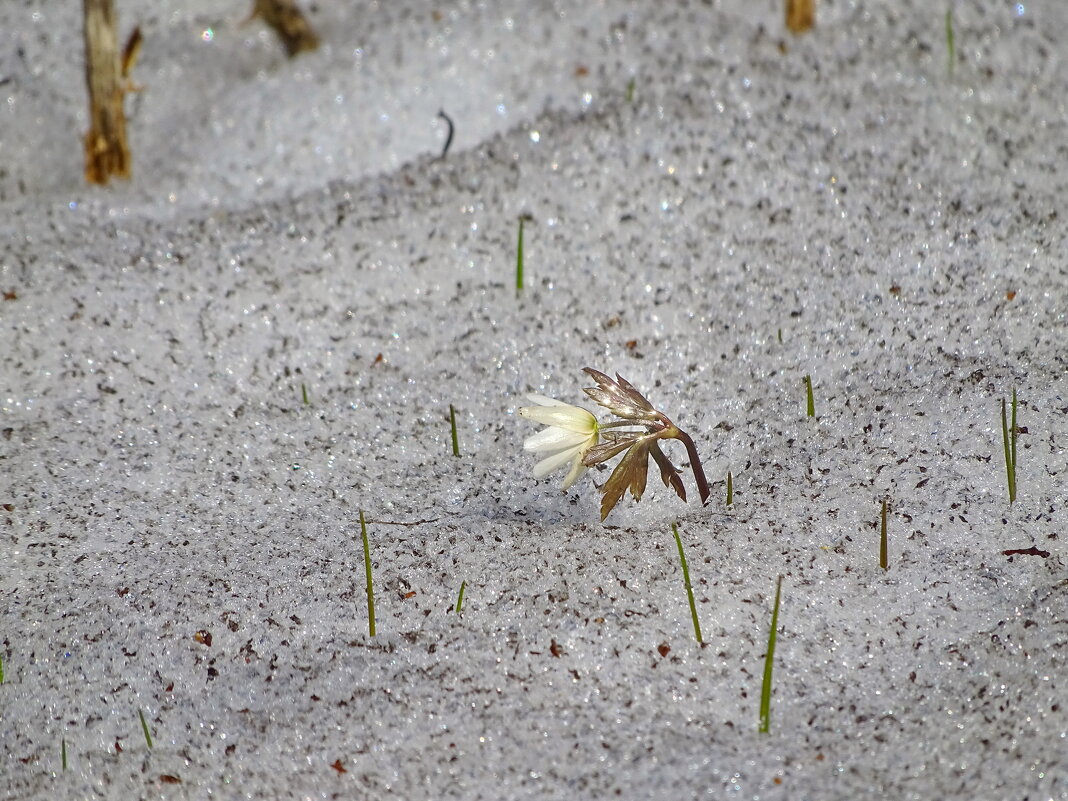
[252,0,320,56]
[83,0,131,184]
[786,0,815,33]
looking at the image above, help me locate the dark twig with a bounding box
[437,109,454,158]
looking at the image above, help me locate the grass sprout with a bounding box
[0,652,4,683]
[449,404,460,457]
[804,375,815,418]
[726,470,734,507]
[1001,389,1018,504]
[62,737,68,770]
[515,216,525,295]
[1012,388,1018,491]
[301,383,309,405]
[880,498,889,570]
[671,523,703,643]
[455,580,467,614]
[945,8,956,77]
[360,510,376,636]
[759,575,784,734]
[138,708,153,749]
[625,76,636,103]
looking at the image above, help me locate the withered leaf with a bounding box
[649,441,686,502]
[582,368,658,422]
[599,442,650,521]
[583,430,646,467]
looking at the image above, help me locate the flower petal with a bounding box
[532,445,583,479]
[524,393,569,407]
[524,426,592,453]
[518,404,597,433]
[560,456,587,491]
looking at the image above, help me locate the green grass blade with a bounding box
[138,708,153,750]
[515,217,525,295]
[62,737,68,770]
[455,580,467,614]
[0,652,4,683]
[726,470,733,507]
[625,76,636,103]
[671,523,702,643]
[1001,397,1015,504]
[301,383,309,405]
[804,375,815,418]
[880,498,888,570]
[1011,387,1018,498]
[360,510,376,637]
[945,8,956,77]
[759,575,784,734]
[449,404,460,457]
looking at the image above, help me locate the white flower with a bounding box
[518,394,599,490]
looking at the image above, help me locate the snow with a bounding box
[1,1,1065,799]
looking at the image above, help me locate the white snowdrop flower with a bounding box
[517,369,710,521]
[518,394,599,490]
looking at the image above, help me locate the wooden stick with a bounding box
[252,0,320,56]
[83,0,131,184]
[786,0,815,33]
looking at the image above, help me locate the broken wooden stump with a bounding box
[786,0,815,33]
[252,0,320,56]
[83,0,131,184]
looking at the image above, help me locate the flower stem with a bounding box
[674,428,710,505]
[598,419,643,431]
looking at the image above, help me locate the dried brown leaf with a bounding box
[583,430,645,467]
[582,368,658,421]
[598,442,650,521]
[649,441,686,502]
